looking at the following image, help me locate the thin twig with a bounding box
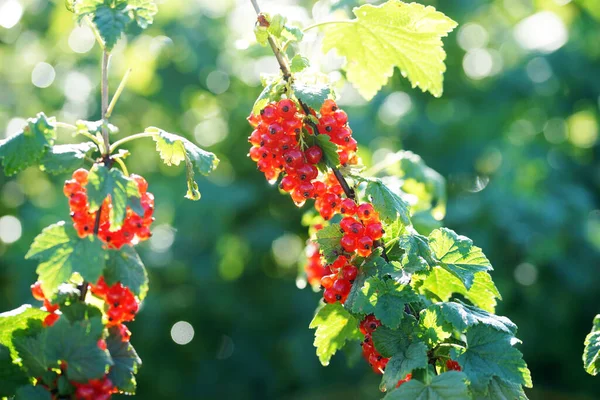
[106,68,132,119]
[101,51,111,157]
[109,132,155,153]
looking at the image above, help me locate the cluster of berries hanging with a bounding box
[31,281,60,327]
[63,168,154,249]
[304,241,331,287]
[90,277,139,327]
[25,168,150,399]
[247,99,358,207]
[72,376,117,400]
[359,315,389,374]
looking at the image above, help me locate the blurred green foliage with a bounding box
[0,0,599,399]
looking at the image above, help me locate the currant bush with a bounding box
[248,1,532,398]
[0,1,218,398]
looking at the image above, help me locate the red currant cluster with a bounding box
[320,255,358,304]
[359,315,389,374]
[446,359,462,371]
[304,242,331,287]
[31,281,60,327]
[90,277,139,327]
[247,99,358,207]
[63,169,154,249]
[73,376,116,400]
[314,99,357,165]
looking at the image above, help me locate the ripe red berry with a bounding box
[396,373,412,388]
[332,278,352,296]
[321,274,335,289]
[31,281,45,301]
[43,313,60,327]
[277,99,297,119]
[357,203,376,222]
[366,222,384,240]
[305,146,323,164]
[260,104,278,122]
[339,198,357,216]
[72,168,89,185]
[446,359,462,371]
[340,234,357,253]
[341,265,358,282]
[357,236,374,257]
[323,288,337,303]
[283,149,304,169]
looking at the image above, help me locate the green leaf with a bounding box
[345,249,386,310]
[365,179,411,226]
[290,55,310,73]
[380,342,428,391]
[148,127,220,200]
[419,267,500,313]
[105,246,149,300]
[13,317,111,383]
[429,302,517,336]
[371,315,418,358]
[429,228,492,290]
[281,25,304,42]
[473,376,529,400]
[93,3,131,50]
[315,225,344,264]
[321,0,457,100]
[106,326,141,394]
[351,277,419,328]
[40,142,96,175]
[0,345,28,397]
[127,0,158,29]
[384,371,470,400]
[315,134,341,168]
[0,305,47,356]
[308,303,362,366]
[451,324,532,390]
[14,385,51,400]
[417,308,452,347]
[292,82,332,111]
[393,232,436,274]
[25,222,106,297]
[0,112,55,176]
[86,165,143,229]
[252,78,284,115]
[583,314,600,375]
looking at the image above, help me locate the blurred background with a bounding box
[1,0,599,398]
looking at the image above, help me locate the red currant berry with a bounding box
[31,282,45,301]
[305,146,323,164]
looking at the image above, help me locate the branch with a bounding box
[101,51,111,157]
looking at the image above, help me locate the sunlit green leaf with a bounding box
[583,314,600,376]
[0,113,55,176]
[309,303,362,366]
[25,222,106,297]
[384,371,470,400]
[321,0,457,99]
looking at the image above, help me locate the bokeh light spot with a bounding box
[170,321,194,345]
[514,11,568,53]
[463,49,493,80]
[457,23,489,50]
[272,233,303,269]
[567,110,598,149]
[206,70,230,95]
[68,26,95,54]
[514,263,538,286]
[31,62,56,88]
[378,92,412,126]
[0,0,23,29]
[0,215,22,244]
